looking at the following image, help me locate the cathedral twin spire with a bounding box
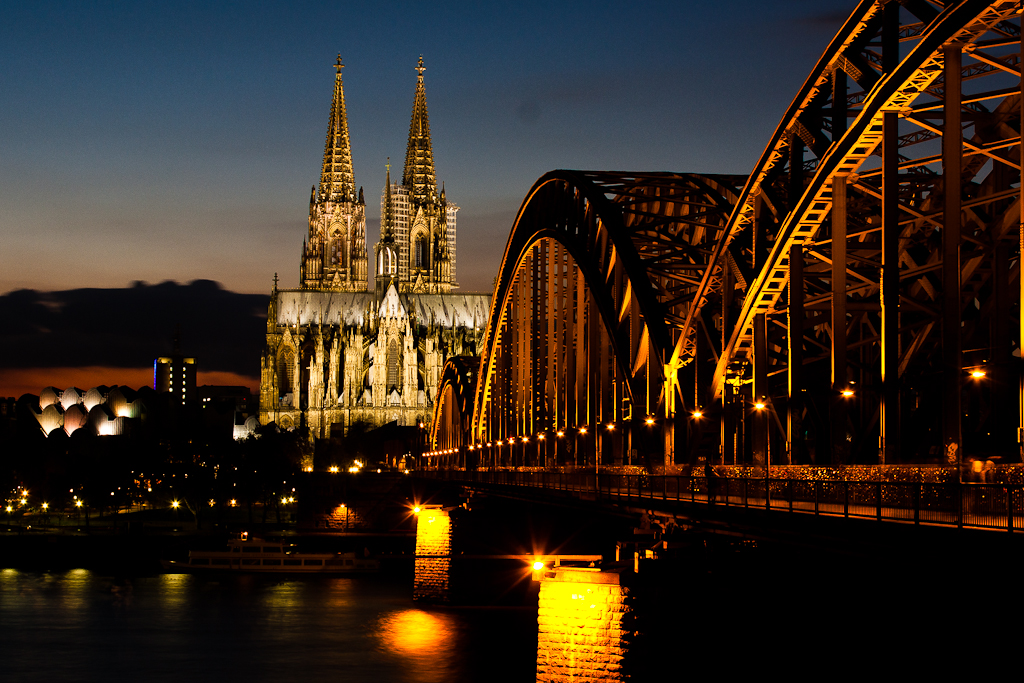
[301,54,456,294]
[403,55,437,207]
[319,55,356,203]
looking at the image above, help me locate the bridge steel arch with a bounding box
[429,0,1024,473]
[428,356,478,468]
[699,0,1024,468]
[462,171,741,469]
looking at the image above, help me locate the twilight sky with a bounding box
[0,0,854,396]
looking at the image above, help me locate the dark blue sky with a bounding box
[1,0,853,295]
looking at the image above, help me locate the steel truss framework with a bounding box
[431,0,1024,470]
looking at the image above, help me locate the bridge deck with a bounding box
[423,470,1023,532]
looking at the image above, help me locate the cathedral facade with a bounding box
[259,56,490,438]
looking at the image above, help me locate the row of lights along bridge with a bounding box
[423,374,985,461]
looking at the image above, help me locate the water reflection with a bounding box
[377,609,457,682]
[0,570,534,683]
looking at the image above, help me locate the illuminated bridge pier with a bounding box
[431,0,1024,480]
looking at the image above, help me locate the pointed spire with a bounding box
[382,158,396,242]
[319,54,356,203]
[402,55,437,205]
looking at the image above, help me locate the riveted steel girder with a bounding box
[467,172,740,460]
[707,0,1023,465]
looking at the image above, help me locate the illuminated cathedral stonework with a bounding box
[259,56,489,437]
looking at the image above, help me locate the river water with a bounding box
[0,569,537,682]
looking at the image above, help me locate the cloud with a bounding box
[0,280,267,396]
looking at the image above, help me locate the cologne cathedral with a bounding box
[258,57,491,438]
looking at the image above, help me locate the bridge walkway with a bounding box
[422,470,1024,533]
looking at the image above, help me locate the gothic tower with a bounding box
[301,56,368,291]
[378,56,458,293]
[260,54,489,443]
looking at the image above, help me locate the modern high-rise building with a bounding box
[155,336,196,406]
[259,56,490,439]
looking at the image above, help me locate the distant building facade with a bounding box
[154,342,196,406]
[259,56,490,438]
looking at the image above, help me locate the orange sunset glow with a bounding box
[1,367,258,399]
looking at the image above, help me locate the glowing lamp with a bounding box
[171,500,180,509]
[970,370,986,379]
[413,506,421,514]
[606,424,615,431]
[41,503,48,510]
[557,431,565,437]
[841,389,854,397]
[645,417,655,425]
[75,500,83,508]
[533,561,545,571]
[693,411,703,419]
[579,427,587,434]
[754,402,766,411]
[329,466,339,473]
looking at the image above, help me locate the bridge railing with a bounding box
[420,470,1023,532]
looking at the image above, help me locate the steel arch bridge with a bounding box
[431,0,1024,472]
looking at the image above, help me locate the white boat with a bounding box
[161,533,380,574]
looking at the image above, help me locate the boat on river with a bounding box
[161,533,379,574]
